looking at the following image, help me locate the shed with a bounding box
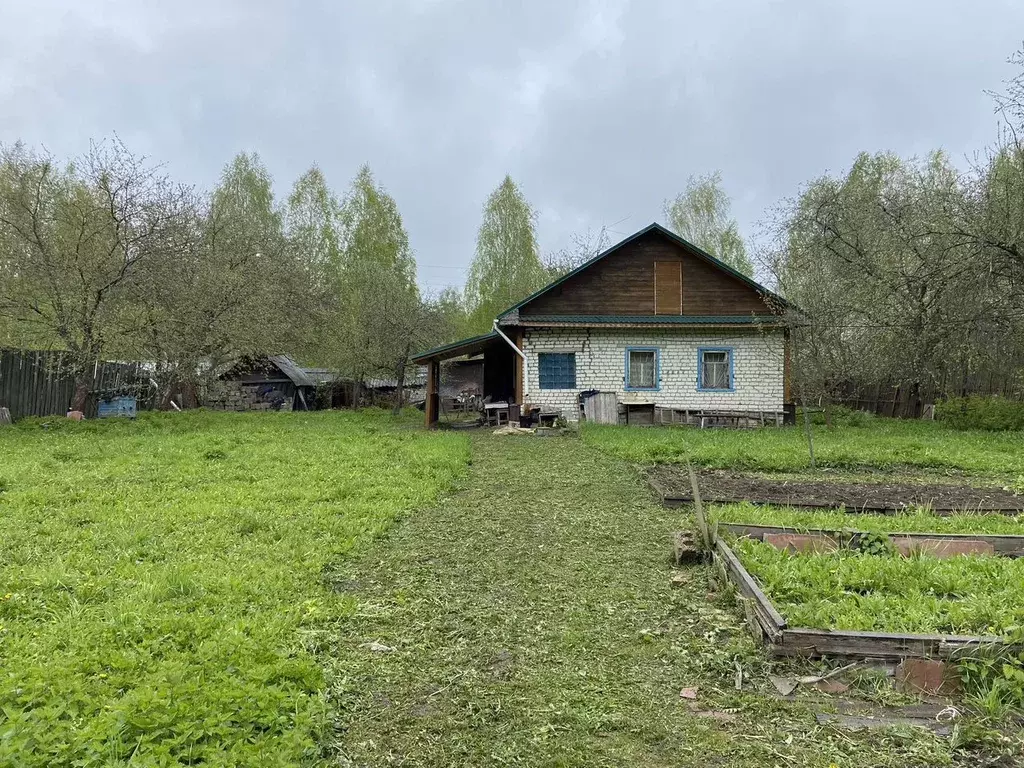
[206,354,316,412]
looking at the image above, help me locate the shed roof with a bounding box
[411,331,502,364]
[267,355,316,387]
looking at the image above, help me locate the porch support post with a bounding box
[513,329,524,405]
[425,359,440,427]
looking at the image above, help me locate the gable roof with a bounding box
[497,222,786,322]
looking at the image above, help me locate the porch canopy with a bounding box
[413,331,517,427]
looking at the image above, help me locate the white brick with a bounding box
[523,327,785,420]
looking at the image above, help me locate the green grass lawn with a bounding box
[583,420,1024,476]
[0,410,468,766]
[3,412,1020,765]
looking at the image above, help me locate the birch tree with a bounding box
[464,175,548,332]
[665,171,754,276]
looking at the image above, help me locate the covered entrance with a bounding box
[412,331,522,428]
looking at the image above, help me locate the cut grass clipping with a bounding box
[0,410,468,766]
[714,503,1024,535]
[732,538,1024,635]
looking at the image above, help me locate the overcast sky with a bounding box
[2,1,1022,292]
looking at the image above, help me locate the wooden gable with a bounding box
[517,227,769,318]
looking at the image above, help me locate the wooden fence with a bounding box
[0,349,154,421]
[833,377,1023,419]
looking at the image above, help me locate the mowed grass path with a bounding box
[0,411,467,766]
[329,433,960,767]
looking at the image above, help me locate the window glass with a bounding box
[700,350,731,390]
[627,349,657,389]
[538,352,576,389]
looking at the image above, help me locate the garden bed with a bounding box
[650,465,1024,513]
[711,537,1006,661]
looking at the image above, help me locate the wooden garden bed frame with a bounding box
[677,464,1010,661]
[713,537,1002,660]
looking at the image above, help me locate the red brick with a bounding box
[895,659,961,696]
[893,537,994,559]
[763,532,839,554]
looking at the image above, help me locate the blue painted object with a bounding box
[97,395,137,419]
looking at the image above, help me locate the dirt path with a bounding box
[324,433,962,767]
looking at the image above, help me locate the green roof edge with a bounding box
[518,314,780,325]
[411,330,499,362]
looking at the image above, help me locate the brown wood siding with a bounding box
[654,261,682,315]
[520,230,768,317]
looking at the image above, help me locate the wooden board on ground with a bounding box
[713,538,786,641]
[777,627,1000,661]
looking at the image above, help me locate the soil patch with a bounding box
[649,465,1024,513]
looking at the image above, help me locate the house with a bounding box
[205,354,317,412]
[412,223,793,427]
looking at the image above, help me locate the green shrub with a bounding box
[936,395,1024,431]
[806,404,875,427]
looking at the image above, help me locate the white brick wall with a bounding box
[523,327,785,419]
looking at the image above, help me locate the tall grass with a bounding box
[583,419,1024,475]
[0,409,469,766]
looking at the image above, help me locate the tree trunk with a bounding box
[69,374,91,413]
[352,378,362,410]
[392,345,411,416]
[800,394,816,471]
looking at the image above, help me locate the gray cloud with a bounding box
[2,0,1021,292]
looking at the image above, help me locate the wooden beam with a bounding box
[425,360,439,428]
[513,329,524,405]
[783,327,792,404]
[714,538,786,642]
[776,627,1000,661]
[658,494,1022,516]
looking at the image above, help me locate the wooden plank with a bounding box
[654,261,682,315]
[519,230,769,317]
[425,360,439,427]
[687,463,712,551]
[777,627,1000,661]
[659,494,1023,515]
[720,523,1024,557]
[714,538,786,641]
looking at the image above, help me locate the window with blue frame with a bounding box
[625,347,659,390]
[538,352,576,389]
[698,348,733,391]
